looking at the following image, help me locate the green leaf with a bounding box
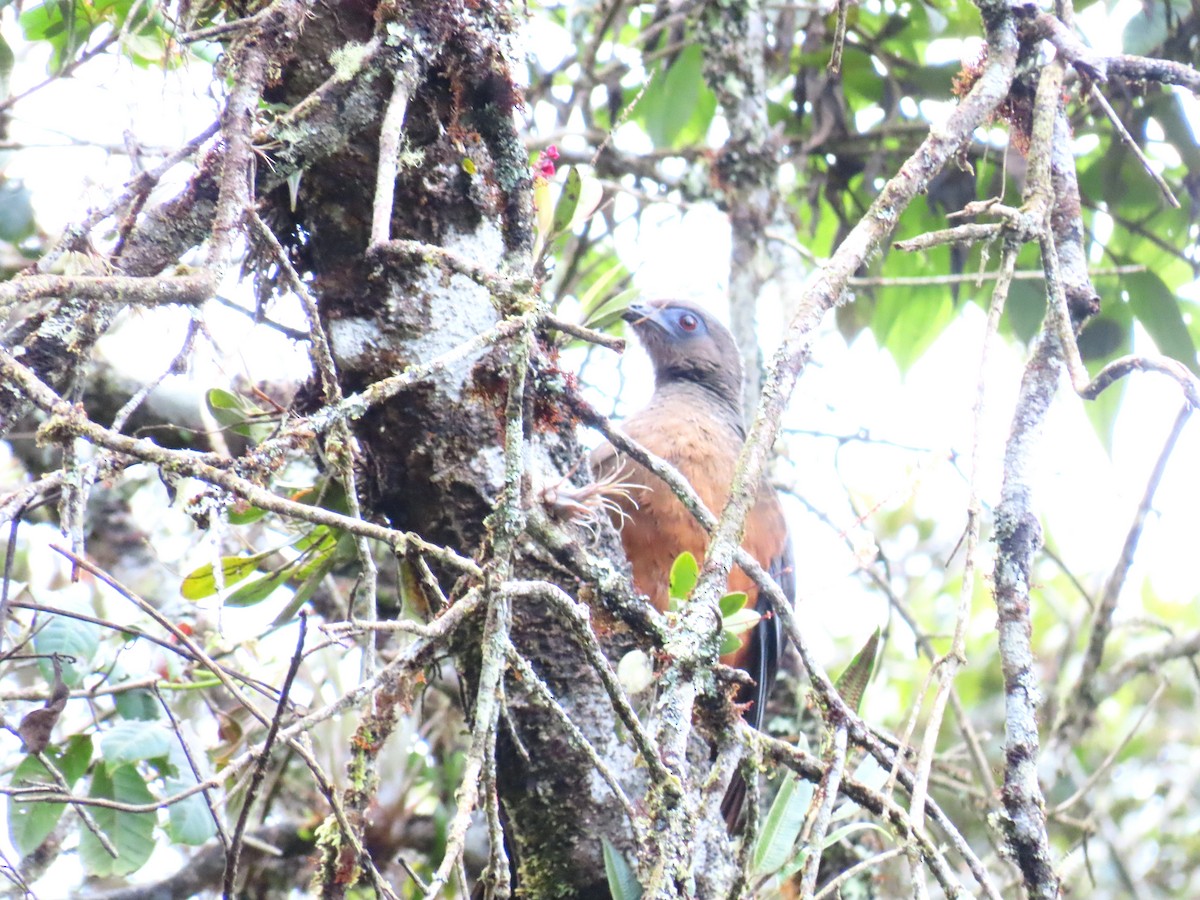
[601,836,643,900]
[33,609,100,687]
[719,629,743,656]
[205,387,243,411]
[821,820,890,849]
[753,771,813,875]
[115,688,160,721]
[579,287,640,335]
[718,591,748,617]
[8,735,92,857]
[227,502,268,525]
[1126,271,1197,372]
[873,279,955,371]
[79,764,158,877]
[100,722,173,766]
[0,180,35,242]
[722,607,761,636]
[269,557,334,627]
[19,1,96,71]
[549,166,582,241]
[578,261,631,321]
[205,387,263,438]
[0,33,13,100]
[634,45,717,149]
[835,628,881,714]
[164,775,217,845]
[180,551,273,600]
[668,552,699,602]
[225,565,294,607]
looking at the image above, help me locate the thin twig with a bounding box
[797,725,849,898]
[1055,403,1192,744]
[152,683,230,851]
[223,614,307,898]
[1088,85,1180,208]
[371,66,423,246]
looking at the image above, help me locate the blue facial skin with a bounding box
[625,304,710,343]
[655,307,709,342]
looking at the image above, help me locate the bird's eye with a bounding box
[678,313,699,332]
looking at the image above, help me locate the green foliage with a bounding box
[8,735,92,857]
[33,609,99,687]
[19,0,175,71]
[633,45,717,149]
[602,836,643,900]
[835,627,881,714]
[79,763,157,877]
[667,550,698,606]
[665,553,762,653]
[752,771,812,876]
[161,743,217,846]
[205,388,277,443]
[180,524,350,621]
[0,180,35,243]
[99,721,173,766]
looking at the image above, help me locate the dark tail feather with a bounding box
[720,596,782,830]
[721,770,749,830]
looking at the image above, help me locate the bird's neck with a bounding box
[653,377,747,438]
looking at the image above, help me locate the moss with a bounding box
[329,42,372,82]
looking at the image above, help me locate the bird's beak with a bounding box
[621,303,659,329]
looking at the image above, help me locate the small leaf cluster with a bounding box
[668,551,761,656]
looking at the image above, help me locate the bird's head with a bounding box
[621,299,744,415]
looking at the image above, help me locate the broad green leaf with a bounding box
[33,610,99,687]
[115,688,160,721]
[205,387,263,438]
[821,820,890,849]
[722,607,761,636]
[1122,0,1186,55]
[79,764,157,877]
[873,280,955,371]
[718,591,748,617]
[20,1,94,71]
[1126,271,1197,372]
[835,627,881,714]
[601,836,643,900]
[568,173,604,232]
[0,180,35,242]
[668,552,699,602]
[533,176,555,257]
[550,166,582,241]
[579,261,631,319]
[634,45,717,149]
[225,565,294,607]
[719,629,743,656]
[8,735,92,857]
[580,287,640,335]
[100,722,172,766]
[164,776,217,845]
[753,771,813,875]
[291,524,336,554]
[180,551,273,600]
[227,502,268,525]
[269,556,335,626]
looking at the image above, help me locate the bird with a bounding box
[590,298,794,825]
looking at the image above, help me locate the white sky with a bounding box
[2,2,1199,889]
